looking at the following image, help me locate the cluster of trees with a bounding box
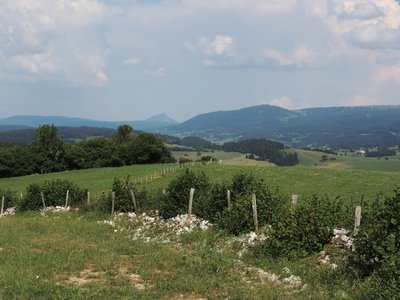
[0,124,174,178]
[365,147,397,158]
[0,126,115,144]
[223,139,299,166]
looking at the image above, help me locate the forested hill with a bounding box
[0,127,116,144]
[164,105,400,149]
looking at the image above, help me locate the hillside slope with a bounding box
[165,105,400,148]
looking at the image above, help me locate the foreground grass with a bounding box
[0,212,282,299]
[0,212,367,299]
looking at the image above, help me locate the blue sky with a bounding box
[0,0,400,121]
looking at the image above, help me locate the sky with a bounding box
[0,0,400,122]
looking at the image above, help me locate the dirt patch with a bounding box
[162,294,206,300]
[65,269,103,286]
[118,266,148,290]
[317,162,349,170]
[61,266,151,290]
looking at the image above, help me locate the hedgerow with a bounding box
[0,189,19,210]
[348,188,400,298]
[19,179,86,211]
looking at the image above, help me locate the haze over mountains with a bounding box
[1,105,399,149]
[0,113,179,131]
[164,105,400,148]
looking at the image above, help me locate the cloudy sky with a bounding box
[1,0,400,121]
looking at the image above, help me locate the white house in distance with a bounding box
[355,150,366,155]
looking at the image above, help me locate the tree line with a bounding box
[0,124,175,178]
[223,139,299,166]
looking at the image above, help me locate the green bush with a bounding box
[159,168,210,219]
[259,195,350,258]
[179,157,192,164]
[194,182,229,222]
[0,189,19,209]
[100,176,142,213]
[349,188,400,296]
[217,173,288,235]
[19,179,87,211]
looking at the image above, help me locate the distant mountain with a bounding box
[0,113,179,131]
[131,113,179,130]
[164,105,400,149]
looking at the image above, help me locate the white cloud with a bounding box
[374,64,400,85]
[347,21,400,49]
[261,96,295,109]
[263,44,319,68]
[211,35,234,55]
[185,35,235,56]
[338,2,383,19]
[300,0,400,58]
[123,57,141,66]
[95,70,109,86]
[348,95,382,106]
[145,67,167,77]
[10,51,57,74]
[185,0,298,16]
[0,0,116,86]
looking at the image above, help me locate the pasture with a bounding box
[0,151,399,299]
[0,160,398,204]
[0,211,366,299]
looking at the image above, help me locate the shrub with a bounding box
[100,176,142,213]
[217,173,288,235]
[349,188,400,296]
[179,157,192,164]
[19,179,86,211]
[260,195,351,258]
[159,168,210,219]
[195,182,229,222]
[0,189,19,209]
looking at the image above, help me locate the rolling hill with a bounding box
[164,105,400,149]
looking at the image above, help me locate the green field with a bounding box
[1,152,399,299]
[0,211,369,299]
[295,149,400,172]
[0,162,398,204]
[0,164,177,195]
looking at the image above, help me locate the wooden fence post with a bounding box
[130,189,138,213]
[291,195,298,205]
[227,190,231,208]
[65,190,69,209]
[354,206,362,235]
[1,196,4,216]
[111,191,116,215]
[41,192,46,209]
[252,194,258,232]
[188,188,195,219]
[87,192,91,206]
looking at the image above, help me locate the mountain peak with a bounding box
[146,113,179,124]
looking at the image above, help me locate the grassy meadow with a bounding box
[0,150,398,203]
[0,211,368,299]
[0,149,399,299]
